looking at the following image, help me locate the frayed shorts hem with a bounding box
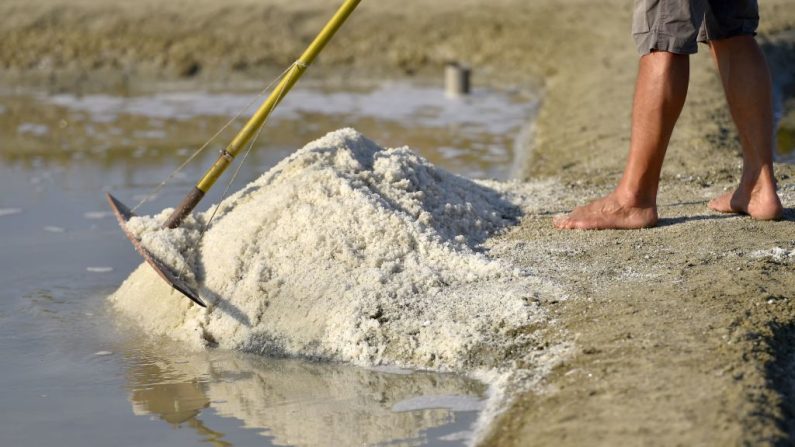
[633,32,699,55]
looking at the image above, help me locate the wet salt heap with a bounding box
[111,128,554,372]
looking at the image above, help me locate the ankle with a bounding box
[739,165,777,192]
[612,185,657,208]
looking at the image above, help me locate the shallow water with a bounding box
[0,81,535,446]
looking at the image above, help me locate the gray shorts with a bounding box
[632,0,759,55]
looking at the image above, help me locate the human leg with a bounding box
[553,51,690,230]
[554,0,703,230]
[706,35,783,220]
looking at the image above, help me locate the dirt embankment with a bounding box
[0,0,575,89]
[479,2,795,446]
[4,1,795,445]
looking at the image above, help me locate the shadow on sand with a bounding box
[655,213,737,227]
[762,320,795,446]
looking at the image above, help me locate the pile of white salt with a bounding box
[111,128,560,373]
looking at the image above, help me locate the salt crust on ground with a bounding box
[750,247,795,262]
[110,129,565,408]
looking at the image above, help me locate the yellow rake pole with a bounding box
[107,0,362,307]
[162,0,363,229]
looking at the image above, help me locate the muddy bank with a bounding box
[481,1,795,446]
[0,0,561,90]
[485,176,795,446]
[480,1,795,446]
[5,1,795,446]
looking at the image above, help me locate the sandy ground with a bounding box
[4,0,795,445]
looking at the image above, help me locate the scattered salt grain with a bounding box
[17,123,49,136]
[83,211,112,220]
[750,247,794,262]
[0,208,22,217]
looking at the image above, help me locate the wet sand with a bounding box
[4,0,795,445]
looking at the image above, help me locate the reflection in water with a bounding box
[129,362,233,447]
[123,339,486,447]
[129,370,209,425]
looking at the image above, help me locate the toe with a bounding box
[553,214,573,229]
[708,194,733,213]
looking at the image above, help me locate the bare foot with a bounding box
[553,193,658,230]
[708,181,783,221]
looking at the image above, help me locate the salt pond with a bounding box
[0,80,536,446]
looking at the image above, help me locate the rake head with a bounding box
[106,193,206,308]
